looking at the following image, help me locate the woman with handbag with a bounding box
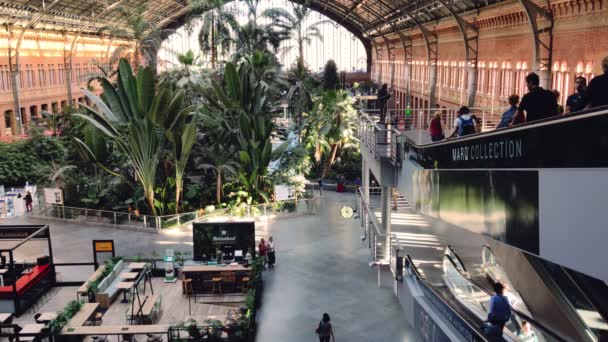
[315,313,335,342]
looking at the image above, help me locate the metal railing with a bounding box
[359,113,402,166]
[360,107,502,132]
[33,198,319,230]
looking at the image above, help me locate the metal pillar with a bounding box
[407,14,438,109]
[381,186,391,260]
[362,159,369,204]
[7,30,23,136]
[64,33,74,108]
[519,0,554,89]
[438,0,479,107]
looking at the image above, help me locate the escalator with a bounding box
[403,246,564,342]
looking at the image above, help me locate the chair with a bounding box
[146,334,163,342]
[33,313,42,323]
[211,277,223,296]
[240,277,250,293]
[92,312,103,326]
[220,271,235,293]
[182,278,193,296]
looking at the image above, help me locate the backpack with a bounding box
[458,115,476,136]
[488,295,511,325]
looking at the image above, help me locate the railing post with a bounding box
[156,216,161,230]
[113,212,117,225]
[143,215,147,228]
[85,209,87,219]
[128,214,131,224]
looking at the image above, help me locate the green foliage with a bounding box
[48,300,84,334]
[86,256,123,294]
[0,141,43,186]
[192,0,238,68]
[322,59,340,90]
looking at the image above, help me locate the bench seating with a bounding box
[95,260,130,308]
[77,265,106,299]
[126,295,161,324]
[0,264,50,298]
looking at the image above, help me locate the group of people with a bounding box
[429,56,608,140]
[257,237,275,269]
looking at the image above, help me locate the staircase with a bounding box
[367,189,410,210]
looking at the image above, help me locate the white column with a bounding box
[381,186,392,261]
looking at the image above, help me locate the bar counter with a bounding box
[181,264,251,294]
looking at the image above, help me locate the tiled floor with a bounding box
[4,192,422,341]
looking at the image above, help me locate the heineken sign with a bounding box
[193,221,256,261]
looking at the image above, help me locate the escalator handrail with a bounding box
[404,255,491,342]
[403,105,608,149]
[446,245,468,273]
[445,252,567,341]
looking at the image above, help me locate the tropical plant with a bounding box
[99,4,173,72]
[75,59,163,215]
[322,59,340,90]
[37,161,76,190]
[287,59,318,119]
[262,3,330,65]
[303,89,358,178]
[201,57,279,202]
[149,84,197,213]
[176,49,199,72]
[191,0,238,69]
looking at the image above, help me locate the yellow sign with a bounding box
[94,241,113,252]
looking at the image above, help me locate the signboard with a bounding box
[274,184,295,201]
[94,241,114,252]
[44,188,63,205]
[193,221,255,261]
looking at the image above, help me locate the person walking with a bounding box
[566,76,588,113]
[267,237,275,268]
[513,72,558,124]
[497,94,519,128]
[448,106,477,138]
[24,191,33,213]
[317,178,324,196]
[483,282,512,340]
[586,56,608,109]
[258,238,267,270]
[429,111,444,142]
[315,313,335,342]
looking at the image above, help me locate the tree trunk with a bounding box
[211,13,216,69]
[298,31,304,65]
[145,191,157,216]
[321,143,340,178]
[216,171,222,205]
[314,143,322,163]
[175,174,182,215]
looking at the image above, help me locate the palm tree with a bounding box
[287,59,318,120]
[305,90,358,178]
[263,4,330,65]
[75,59,163,215]
[37,161,76,191]
[176,49,199,72]
[192,0,238,69]
[99,4,173,72]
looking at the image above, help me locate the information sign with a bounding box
[44,188,63,205]
[274,184,295,201]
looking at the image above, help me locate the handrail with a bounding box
[404,254,491,342]
[445,250,566,341]
[405,105,608,149]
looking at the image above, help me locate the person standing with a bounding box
[483,282,512,339]
[377,83,391,123]
[267,237,275,268]
[514,72,558,123]
[566,77,588,113]
[258,238,267,270]
[586,56,608,109]
[317,178,324,196]
[553,90,564,115]
[315,313,335,342]
[448,106,476,138]
[429,111,444,142]
[497,95,519,128]
[24,191,33,213]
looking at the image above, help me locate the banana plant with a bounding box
[75,59,162,215]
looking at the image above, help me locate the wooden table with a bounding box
[61,324,170,336]
[119,272,138,280]
[117,282,134,303]
[20,323,45,340]
[127,262,146,270]
[182,265,250,272]
[37,312,58,322]
[0,313,12,323]
[66,303,99,327]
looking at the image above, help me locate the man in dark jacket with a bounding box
[586,56,608,109]
[514,73,557,124]
[377,83,391,123]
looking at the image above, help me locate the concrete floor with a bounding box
[1,192,422,342]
